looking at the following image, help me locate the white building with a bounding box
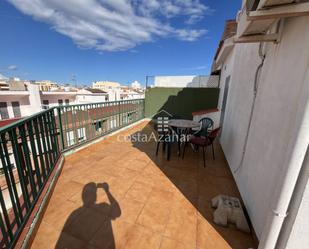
[120,86,145,100]
[213,1,309,248]
[131,80,141,89]
[40,91,78,109]
[0,80,10,91]
[75,88,109,103]
[93,80,145,101]
[0,83,108,120]
[153,75,219,88]
[0,90,31,119]
[0,78,145,121]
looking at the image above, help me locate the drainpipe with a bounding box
[258,77,309,249]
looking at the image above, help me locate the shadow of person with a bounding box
[55,182,121,249]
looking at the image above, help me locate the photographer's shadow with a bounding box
[55,182,121,249]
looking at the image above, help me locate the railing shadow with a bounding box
[54,182,121,249]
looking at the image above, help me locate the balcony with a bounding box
[0,96,256,249]
[32,121,256,249]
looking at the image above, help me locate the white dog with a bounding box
[211,195,250,233]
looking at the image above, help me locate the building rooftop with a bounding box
[85,88,108,94]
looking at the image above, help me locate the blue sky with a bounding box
[0,0,241,86]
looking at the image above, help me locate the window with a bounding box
[0,102,9,120]
[58,99,63,106]
[66,131,75,146]
[105,96,109,101]
[95,121,102,132]
[65,99,70,105]
[110,117,117,129]
[77,128,86,142]
[11,101,21,118]
[42,100,49,110]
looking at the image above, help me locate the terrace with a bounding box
[0,95,256,249]
[31,122,256,249]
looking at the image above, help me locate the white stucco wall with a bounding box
[28,83,42,114]
[219,16,309,242]
[105,89,120,101]
[41,93,76,107]
[0,93,31,118]
[154,75,219,88]
[76,94,107,103]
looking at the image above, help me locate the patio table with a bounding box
[168,119,200,157]
[168,119,200,129]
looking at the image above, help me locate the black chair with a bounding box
[165,131,179,160]
[182,127,221,167]
[155,128,179,161]
[194,117,214,137]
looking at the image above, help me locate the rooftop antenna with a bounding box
[71,74,77,88]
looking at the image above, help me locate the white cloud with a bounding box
[7,0,209,52]
[182,65,208,71]
[132,0,211,22]
[7,65,18,70]
[174,29,207,42]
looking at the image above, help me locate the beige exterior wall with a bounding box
[92,81,120,90]
[33,80,58,91]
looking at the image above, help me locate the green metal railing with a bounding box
[0,99,144,248]
[57,99,144,151]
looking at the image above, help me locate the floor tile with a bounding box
[64,207,107,242]
[136,189,173,233]
[160,237,192,249]
[117,197,144,224]
[164,200,197,248]
[31,221,86,249]
[123,224,162,249]
[125,181,153,203]
[196,217,232,249]
[89,220,133,249]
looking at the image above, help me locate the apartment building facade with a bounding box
[0,83,109,121]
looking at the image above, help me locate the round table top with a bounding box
[168,119,200,128]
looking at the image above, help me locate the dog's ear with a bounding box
[211,195,221,208]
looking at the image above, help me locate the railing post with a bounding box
[142,99,145,118]
[118,101,121,128]
[57,107,65,151]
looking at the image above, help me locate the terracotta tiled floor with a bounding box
[30,121,257,249]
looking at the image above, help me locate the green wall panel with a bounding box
[145,87,220,119]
